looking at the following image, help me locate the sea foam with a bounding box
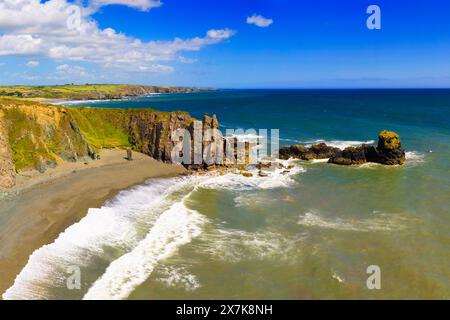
[298,210,407,232]
[83,199,206,300]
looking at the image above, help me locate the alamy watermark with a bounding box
[366,265,381,290]
[66,265,81,290]
[367,5,381,30]
[171,123,280,166]
[66,5,82,31]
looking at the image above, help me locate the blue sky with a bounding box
[0,0,450,88]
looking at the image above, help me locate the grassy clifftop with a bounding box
[0,98,195,188]
[0,84,213,101]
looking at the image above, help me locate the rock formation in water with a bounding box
[280,130,406,166]
[366,130,406,165]
[279,143,340,160]
[329,131,405,165]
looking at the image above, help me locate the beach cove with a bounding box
[0,149,186,295]
[1,89,449,299]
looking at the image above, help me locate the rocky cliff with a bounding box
[0,98,220,188]
[0,109,16,188]
[0,99,98,188]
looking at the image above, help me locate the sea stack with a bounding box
[279,131,406,166]
[328,130,406,165]
[366,130,406,165]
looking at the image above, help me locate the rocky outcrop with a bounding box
[279,143,341,160]
[126,110,194,162]
[328,131,405,166]
[328,145,368,165]
[366,130,406,165]
[281,131,406,166]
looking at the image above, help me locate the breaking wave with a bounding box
[280,138,375,149]
[83,199,206,300]
[304,139,376,149]
[2,177,188,300]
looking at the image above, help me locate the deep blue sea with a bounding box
[6,90,450,299]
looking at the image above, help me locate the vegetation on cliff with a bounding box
[0,98,95,177]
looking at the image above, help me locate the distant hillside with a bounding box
[0,84,214,101]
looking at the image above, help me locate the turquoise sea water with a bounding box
[4,90,450,299]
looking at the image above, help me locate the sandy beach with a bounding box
[0,149,186,295]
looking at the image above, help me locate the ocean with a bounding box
[4,89,450,299]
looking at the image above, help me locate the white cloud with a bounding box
[246,14,273,28]
[49,64,94,80]
[0,0,235,74]
[26,60,40,67]
[90,0,162,11]
[0,35,42,55]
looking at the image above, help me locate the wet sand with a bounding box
[0,149,186,295]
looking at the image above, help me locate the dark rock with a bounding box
[366,131,406,165]
[258,170,269,177]
[126,148,133,161]
[281,130,406,166]
[329,145,368,165]
[279,143,340,160]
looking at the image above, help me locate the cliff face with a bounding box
[0,99,211,188]
[69,107,196,163]
[0,100,95,184]
[0,110,16,188]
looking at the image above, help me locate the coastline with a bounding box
[0,149,187,295]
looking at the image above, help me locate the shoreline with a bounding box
[0,149,187,295]
[28,90,212,106]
